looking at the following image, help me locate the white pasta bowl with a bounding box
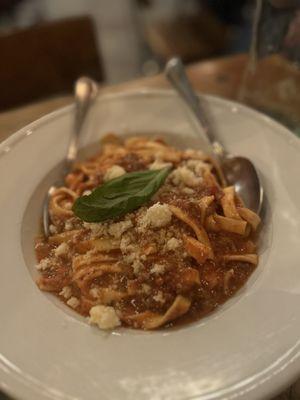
[0,89,299,400]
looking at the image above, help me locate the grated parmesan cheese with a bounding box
[89,288,99,298]
[59,286,72,299]
[120,235,132,253]
[67,296,80,309]
[157,229,167,245]
[170,166,202,188]
[186,159,209,176]
[139,203,172,230]
[132,259,143,275]
[182,187,195,195]
[64,220,74,231]
[49,224,57,234]
[89,305,121,330]
[150,263,165,275]
[123,252,136,264]
[149,159,172,170]
[104,165,126,182]
[120,234,143,273]
[54,242,69,257]
[153,291,165,303]
[108,220,133,239]
[166,237,181,251]
[83,222,108,238]
[36,258,51,271]
[184,149,206,159]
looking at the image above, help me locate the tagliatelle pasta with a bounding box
[35,135,261,330]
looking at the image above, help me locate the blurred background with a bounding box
[0,0,254,109]
[1,0,300,138]
[1,0,300,136]
[0,1,300,400]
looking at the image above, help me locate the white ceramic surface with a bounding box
[0,90,299,400]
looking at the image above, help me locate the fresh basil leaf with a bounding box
[72,167,171,222]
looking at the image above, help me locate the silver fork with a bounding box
[42,77,98,237]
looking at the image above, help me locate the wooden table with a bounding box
[0,54,299,400]
[1,53,300,142]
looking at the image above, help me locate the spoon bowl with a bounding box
[222,156,263,212]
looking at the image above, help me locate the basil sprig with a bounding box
[72,167,171,222]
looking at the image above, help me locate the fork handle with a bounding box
[165,57,226,159]
[65,77,98,172]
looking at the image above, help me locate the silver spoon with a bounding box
[43,76,98,236]
[165,57,263,214]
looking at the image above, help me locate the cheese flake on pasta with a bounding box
[139,203,172,229]
[104,165,126,182]
[89,305,121,330]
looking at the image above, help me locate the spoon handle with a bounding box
[165,57,225,159]
[65,76,98,173]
